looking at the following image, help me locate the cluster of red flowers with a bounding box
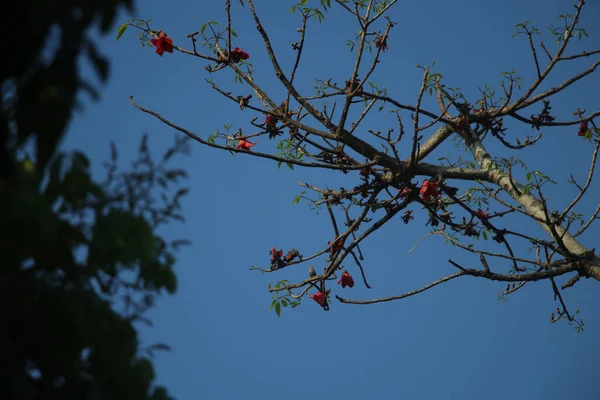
[270,247,301,270]
[578,121,588,137]
[230,47,250,63]
[237,139,257,151]
[150,31,174,56]
[309,269,355,309]
[148,30,248,65]
[419,180,439,201]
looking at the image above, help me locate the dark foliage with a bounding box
[1,2,188,399]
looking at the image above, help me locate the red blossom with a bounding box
[265,114,279,130]
[309,289,331,308]
[399,187,411,198]
[578,121,588,137]
[150,31,174,56]
[270,247,283,263]
[230,47,250,63]
[475,208,489,218]
[284,249,300,262]
[419,180,439,201]
[328,236,345,255]
[337,270,354,288]
[237,139,257,150]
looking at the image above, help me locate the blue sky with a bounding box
[64,0,600,399]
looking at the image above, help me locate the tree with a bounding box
[120,0,598,329]
[1,1,187,399]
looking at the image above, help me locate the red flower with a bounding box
[399,187,411,198]
[270,247,283,263]
[309,289,331,308]
[475,208,489,218]
[265,114,279,130]
[150,31,174,56]
[284,249,300,262]
[578,121,588,137]
[230,47,250,63]
[328,236,345,256]
[237,139,257,150]
[420,180,439,201]
[337,270,354,288]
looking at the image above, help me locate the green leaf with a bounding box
[201,22,219,35]
[275,302,281,317]
[116,23,128,41]
[292,191,305,204]
[584,128,593,140]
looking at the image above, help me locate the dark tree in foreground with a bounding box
[1,1,188,399]
[122,0,598,330]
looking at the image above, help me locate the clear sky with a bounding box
[64,0,600,399]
